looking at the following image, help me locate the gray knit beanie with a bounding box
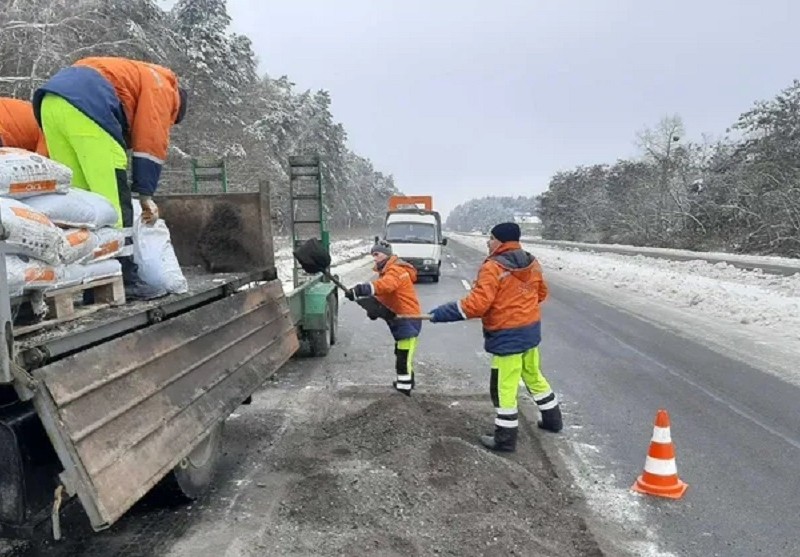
[371,240,392,257]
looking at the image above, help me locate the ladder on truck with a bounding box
[289,155,329,288]
[191,158,228,193]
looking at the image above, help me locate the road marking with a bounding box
[451,262,457,269]
[581,317,800,452]
[461,279,471,291]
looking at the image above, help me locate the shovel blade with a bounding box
[293,238,331,274]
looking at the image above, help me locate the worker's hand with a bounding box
[428,302,465,323]
[140,196,159,225]
[352,283,373,298]
[344,289,355,301]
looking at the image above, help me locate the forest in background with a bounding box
[0,0,398,231]
[537,84,800,257]
[448,82,800,258]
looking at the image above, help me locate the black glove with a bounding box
[345,289,355,301]
[352,283,372,298]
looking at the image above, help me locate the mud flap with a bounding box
[29,280,299,531]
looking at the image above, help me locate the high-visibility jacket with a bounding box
[33,57,183,195]
[435,242,548,354]
[368,256,422,340]
[0,98,47,155]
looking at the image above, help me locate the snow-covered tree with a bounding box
[0,0,397,230]
[446,196,538,233]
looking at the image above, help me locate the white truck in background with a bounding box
[377,195,447,283]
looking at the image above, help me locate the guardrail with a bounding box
[450,233,800,277]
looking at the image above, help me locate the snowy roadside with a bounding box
[520,236,800,274]
[274,237,373,292]
[449,233,800,387]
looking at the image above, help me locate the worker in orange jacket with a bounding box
[33,56,188,300]
[0,97,48,155]
[427,222,562,452]
[346,240,423,395]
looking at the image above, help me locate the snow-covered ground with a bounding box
[519,236,800,272]
[274,237,372,292]
[449,233,800,387]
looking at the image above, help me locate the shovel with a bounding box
[293,238,395,322]
[292,237,350,292]
[293,238,434,322]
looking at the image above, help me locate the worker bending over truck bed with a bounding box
[33,56,188,300]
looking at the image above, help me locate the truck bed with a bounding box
[16,266,275,369]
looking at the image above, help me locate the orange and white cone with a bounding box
[631,409,688,499]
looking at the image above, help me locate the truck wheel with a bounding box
[308,301,332,357]
[162,420,224,501]
[432,265,440,283]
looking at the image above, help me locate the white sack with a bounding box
[60,228,95,264]
[55,259,122,291]
[4,255,60,294]
[0,197,66,264]
[24,188,118,229]
[0,147,71,198]
[84,227,126,262]
[53,263,85,289]
[132,203,187,294]
[81,258,122,282]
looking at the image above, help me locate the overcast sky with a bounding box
[222,0,799,217]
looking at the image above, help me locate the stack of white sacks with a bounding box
[0,147,186,304]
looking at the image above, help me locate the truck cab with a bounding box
[378,196,447,282]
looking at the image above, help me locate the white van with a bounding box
[377,209,448,282]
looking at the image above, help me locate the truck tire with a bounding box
[432,265,440,283]
[162,420,224,502]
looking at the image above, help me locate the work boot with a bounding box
[392,380,412,397]
[119,256,167,301]
[537,404,563,433]
[480,426,517,452]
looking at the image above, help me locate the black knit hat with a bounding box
[490,222,521,243]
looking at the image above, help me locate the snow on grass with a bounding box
[538,247,800,333]
[521,236,800,271]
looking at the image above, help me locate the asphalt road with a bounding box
[1,243,600,557]
[5,238,797,556]
[442,238,800,557]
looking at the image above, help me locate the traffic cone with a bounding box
[631,409,688,499]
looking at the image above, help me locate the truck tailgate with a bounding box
[29,279,298,530]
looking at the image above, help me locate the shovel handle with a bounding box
[321,270,350,293]
[396,314,433,321]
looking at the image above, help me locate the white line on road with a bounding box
[451,262,457,269]
[461,279,471,291]
[582,317,800,452]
